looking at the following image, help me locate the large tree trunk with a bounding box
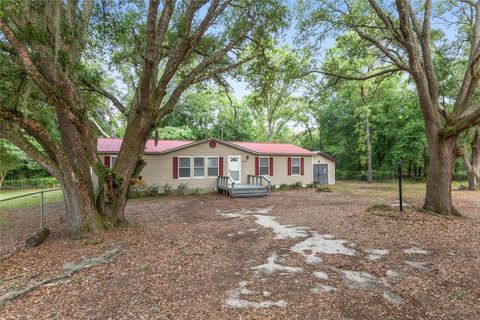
[469,129,479,191]
[467,170,478,190]
[365,112,373,183]
[54,109,113,233]
[58,169,107,235]
[0,172,5,189]
[318,125,324,150]
[423,134,461,216]
[99,114,151,225]
[461,128,480,191]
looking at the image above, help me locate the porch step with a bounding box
[217,183,270,198]
[231,189,269,198]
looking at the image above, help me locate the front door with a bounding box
[228,155,241,183]
[313,164,328,184]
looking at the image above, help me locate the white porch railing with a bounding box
[247,174,272,193]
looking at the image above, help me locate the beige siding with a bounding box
[267,156,313,186]
[100,141,318,191]
[141,142,251,191]
[312,155,336,185]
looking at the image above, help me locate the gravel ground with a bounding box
[1,181,479,319]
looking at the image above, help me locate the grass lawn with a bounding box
[1,181,479,319]
[0,189,63,207]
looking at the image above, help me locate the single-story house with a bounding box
[97,138,336,194]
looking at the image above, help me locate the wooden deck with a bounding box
[217,175,271,198]
[217,183,269,198]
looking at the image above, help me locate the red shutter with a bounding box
[255,157,259,175]
[288,157,291,176]
[219,157,224,176]
[301,157,305,176]
[173,157,178,179]
[104,156,111,168]
[269,157,273,176]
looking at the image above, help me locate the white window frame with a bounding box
[259,157,269,176]
[178,156,192,179]
[110,156,117,169]
[193,157,205,178]
[291,157,301,176]
[207,156,219,178]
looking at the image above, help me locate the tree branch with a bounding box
[0,17,67,111]
[82,81,127,114]
[0,110,62,162]
[354,28,410,71]
[449,106,480,136]
[295,67,401,81]
[0,125,60,178]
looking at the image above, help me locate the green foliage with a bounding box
[276,182,304,191]
[176,183,188,196]
[159,90,254,141]
[0,141,19,179]
[163,183,172,195]
[1,177,59,189]
[95,161,123,189]
[242,46,312,142]
[297,32,429,180]
[155,126,196,141]
[128,184,160,199]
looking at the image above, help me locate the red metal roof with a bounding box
[230,141,314,156]
[97,138,193,154]
[97,138,314,156]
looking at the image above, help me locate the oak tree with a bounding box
[0,0,287,234]
[298,0,480,215]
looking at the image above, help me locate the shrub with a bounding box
[147,184,160,196]
[279,184,289,190]
[176,183,188,196]
[190,188,201,195]
[128,185,148,198]
[276,182,304,191]
[1,177,59,189]
[162,183,172,195]
[128,184,161,198]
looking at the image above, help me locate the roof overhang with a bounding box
[314,151,339,163]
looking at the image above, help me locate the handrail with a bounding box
[247,174,272,193]
[217,176,235,196]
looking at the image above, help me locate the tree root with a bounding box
[0,243,123,307]
[419,207,463,219]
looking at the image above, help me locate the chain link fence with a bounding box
[0,189,65,252]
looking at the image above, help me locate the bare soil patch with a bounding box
[1,181,479,319]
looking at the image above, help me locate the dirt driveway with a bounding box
[1,182,479,319]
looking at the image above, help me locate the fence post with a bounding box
[40,191,44,229]
[397,159,403,212]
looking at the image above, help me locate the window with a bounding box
[194,157,205,177]
[259,157,269,176]
[179,157,191,178]
[111,156,117,168]
[207,157,219,177]
[291,157,300,175]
